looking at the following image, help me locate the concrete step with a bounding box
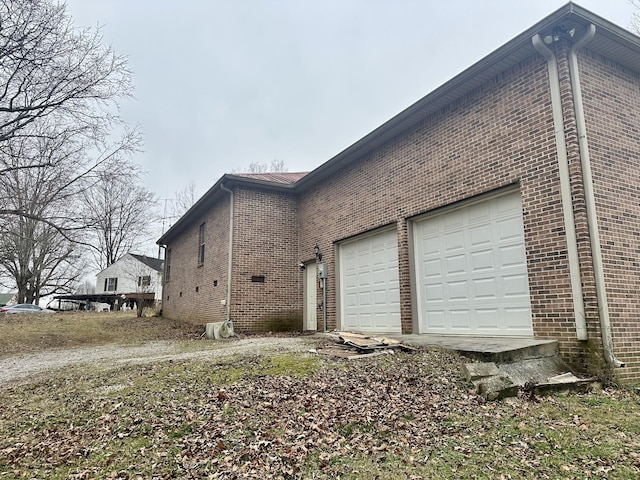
[390,335,559,364]
[458,339,558,363]
[463,356,595,401]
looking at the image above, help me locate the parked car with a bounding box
[0,304,55,314]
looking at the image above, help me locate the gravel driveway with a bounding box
[0,336,323,384]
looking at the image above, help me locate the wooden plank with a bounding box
[335,331,370,338]
[373,336,401,345]
[342,337,384,347]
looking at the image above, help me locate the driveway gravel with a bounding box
[0,336,322,384]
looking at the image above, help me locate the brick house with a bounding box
[158,3,640,383]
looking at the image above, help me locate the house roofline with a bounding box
[158,2,640,246]
[157,173,299,245]
[294,2,640,190]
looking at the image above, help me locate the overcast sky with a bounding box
[63,0,636,212]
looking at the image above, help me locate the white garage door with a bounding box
[339,229,401,333]
[414,191,533,336]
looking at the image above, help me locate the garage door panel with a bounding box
[372,268,389,285]
[445,254,466,275]
[499,244,526,268]
[425,284,443,302]
[339,230,401,334]
[359,291,372,307]
[420,237,440,256]
[388,265,399,283]
[445,231,464,251]
[373,289,389,306]
[469,224,493,247]
[357,271,371,287]
[497,192,520,213]
[430,311,446,329]
[357,252,370,269]
[503,274,529,298]
[504,308,531,329]
[357,313,372,329]
[471,249,494,272]
[344,292,358,307]
[415,191,533,336]
[468,201,491,223]
[477,309,500,330]
[497,217,522,241]
[448,280,469,300]
[450,310,471,329]
[444,210,464,229]
[422,258,441,277]
[473,277,497,300]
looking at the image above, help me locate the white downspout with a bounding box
[567,24,624,368]
[220,183,234,322]
[532,34,587,340]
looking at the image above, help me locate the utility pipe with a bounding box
[567,24,624,367]
[322,276,327,332]
[532,33,588,340]
[220,182,234,322]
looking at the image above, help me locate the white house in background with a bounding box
[96,253,164,307]
[0,292,17,306]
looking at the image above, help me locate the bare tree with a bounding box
[0,217,84,303]
[81,170,158,271]
[0,132,86,303]
[0,0,132,144]
[0,0,139,230]
[632,1,640,34]
[0,0,144,302]
[75,280,96,295]
[269,159,288,173]
[232,159,288,174]
[170,181,198,219]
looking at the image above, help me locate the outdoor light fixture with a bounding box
[545,26,576,44]
[314,243,323,261]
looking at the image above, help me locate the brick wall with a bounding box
[230,186,302,331]
[297,53,593,369]
[162,195,231,325]
[163,186,302,332]
[579,50,640,383]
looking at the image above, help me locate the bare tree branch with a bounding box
[0,0,133,143]
[0,0,142,301]
[81,169,158,271]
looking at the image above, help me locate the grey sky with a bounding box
[63,0,635,209]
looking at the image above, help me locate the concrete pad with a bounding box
[383,334,558,363]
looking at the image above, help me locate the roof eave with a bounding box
[157,174,297,245]
[294,2,640,190]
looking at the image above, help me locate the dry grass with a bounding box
[1,349,639,479]
[0,311,203,357]
[1,313,640,478]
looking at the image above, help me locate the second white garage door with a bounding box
[339,229,401,333]
[413,191,533,336]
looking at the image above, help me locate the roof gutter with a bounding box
[220,182,234,322]
[566,24,624,367]
[532,33,587,341]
